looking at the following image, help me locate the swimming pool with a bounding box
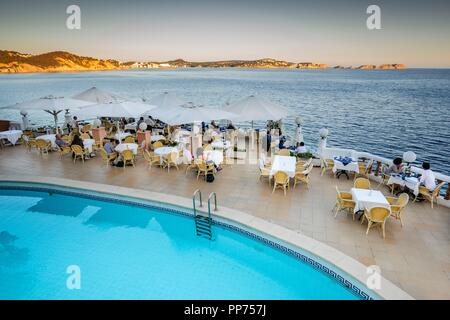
[0,183,374,300]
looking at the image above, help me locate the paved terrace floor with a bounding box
[0,144,449,299]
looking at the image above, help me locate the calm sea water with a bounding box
[0,68,449,174]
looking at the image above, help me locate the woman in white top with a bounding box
[419,162,436,191]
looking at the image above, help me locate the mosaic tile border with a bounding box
[0,182,375,300]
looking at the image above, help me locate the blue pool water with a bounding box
[0,186,368,300]
[0,69,449,175]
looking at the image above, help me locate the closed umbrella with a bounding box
[223,95,290,125]
[72,86,124,104]
[0,95,93,131]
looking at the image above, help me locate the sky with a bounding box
[0,0,449,67]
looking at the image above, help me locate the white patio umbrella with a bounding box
[145,91,185,110]
[73,101,157,133]
[153,102,238,125]
[0,95,93,131]
[74,101,157,119]
[72,86,124,103]
[223,95,290,125]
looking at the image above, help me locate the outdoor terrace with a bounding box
[0,142,449,299]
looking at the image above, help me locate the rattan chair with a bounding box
[293,163,313,189]
[272,171,289,196]
[71,145,87,163]
[333,186,356,220]
[121,149,135,168]
[321,158,334,176]
[354,177,371,189]
[143,150,163,170]
[361,206,391,239]
[100,148,116,166]
[414,182,445,209]
[386,193,409,226]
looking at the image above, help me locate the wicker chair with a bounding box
[361,207,391,239]
[414,182,445,209]
[386,193,409,226]
[333,186,356,220]
[272,171,289,196]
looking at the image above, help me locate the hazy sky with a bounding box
[1,0,449,67]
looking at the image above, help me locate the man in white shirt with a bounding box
[419,162,436,191]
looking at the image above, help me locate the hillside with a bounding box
[0,50,122,73]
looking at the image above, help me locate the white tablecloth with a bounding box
[115,143,138,155]
[211,140,231,150]
[151,135,165,142]
[114,132,132,141]
[351,188,390,213]
[83,139,95,153]
[154,146,177,157]
[154,146,178,164]
[36,134,56,148]
[203,150,223,166]
[387,175,420,196]
[270,155,297,178]
[0,130,23,145]
[332,158,359,174]
[124,122,137,131]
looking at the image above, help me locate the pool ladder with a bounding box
[192,189,217,240]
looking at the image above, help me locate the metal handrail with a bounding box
[192,189,202,216]
[208,192,217,219]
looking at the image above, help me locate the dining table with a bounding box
[154,146,178,164]
[270,155,297,178]
[36,134,57,148]
[387,174,420,196]
[0,130,23,145]
[351,188,390,214]
[115,143,138,155]
[332,156,359,179]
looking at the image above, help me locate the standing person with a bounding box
[70,116,78,132]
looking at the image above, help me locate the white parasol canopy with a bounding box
[0,95,93,129]
[145,91,185,110]
[73,101,157,119]
[223,95,290,122]
[150,102,238,125]
[72,86,124,104]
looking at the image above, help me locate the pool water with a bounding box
[0,188,366,299]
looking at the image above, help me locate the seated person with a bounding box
[418,162,436,191]
[278,136,287,149]
[55,134,69,148]
[70,134,88,159]
[385,157,404,175]
[210,120,219,129]
[145,116,156,126]
[104,139,117,155]
[227,122,236,130]
[295,141,308,154]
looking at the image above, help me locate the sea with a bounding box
[0,68,449,175]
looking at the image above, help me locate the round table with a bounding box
[83,139,96,153]
[36,134,56,148]
[211,140,231,149]
[0,130,23,145]
[203,150,223,166]
[151,135,165,142]
[115,143,138,155]
[154,147,178,164]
